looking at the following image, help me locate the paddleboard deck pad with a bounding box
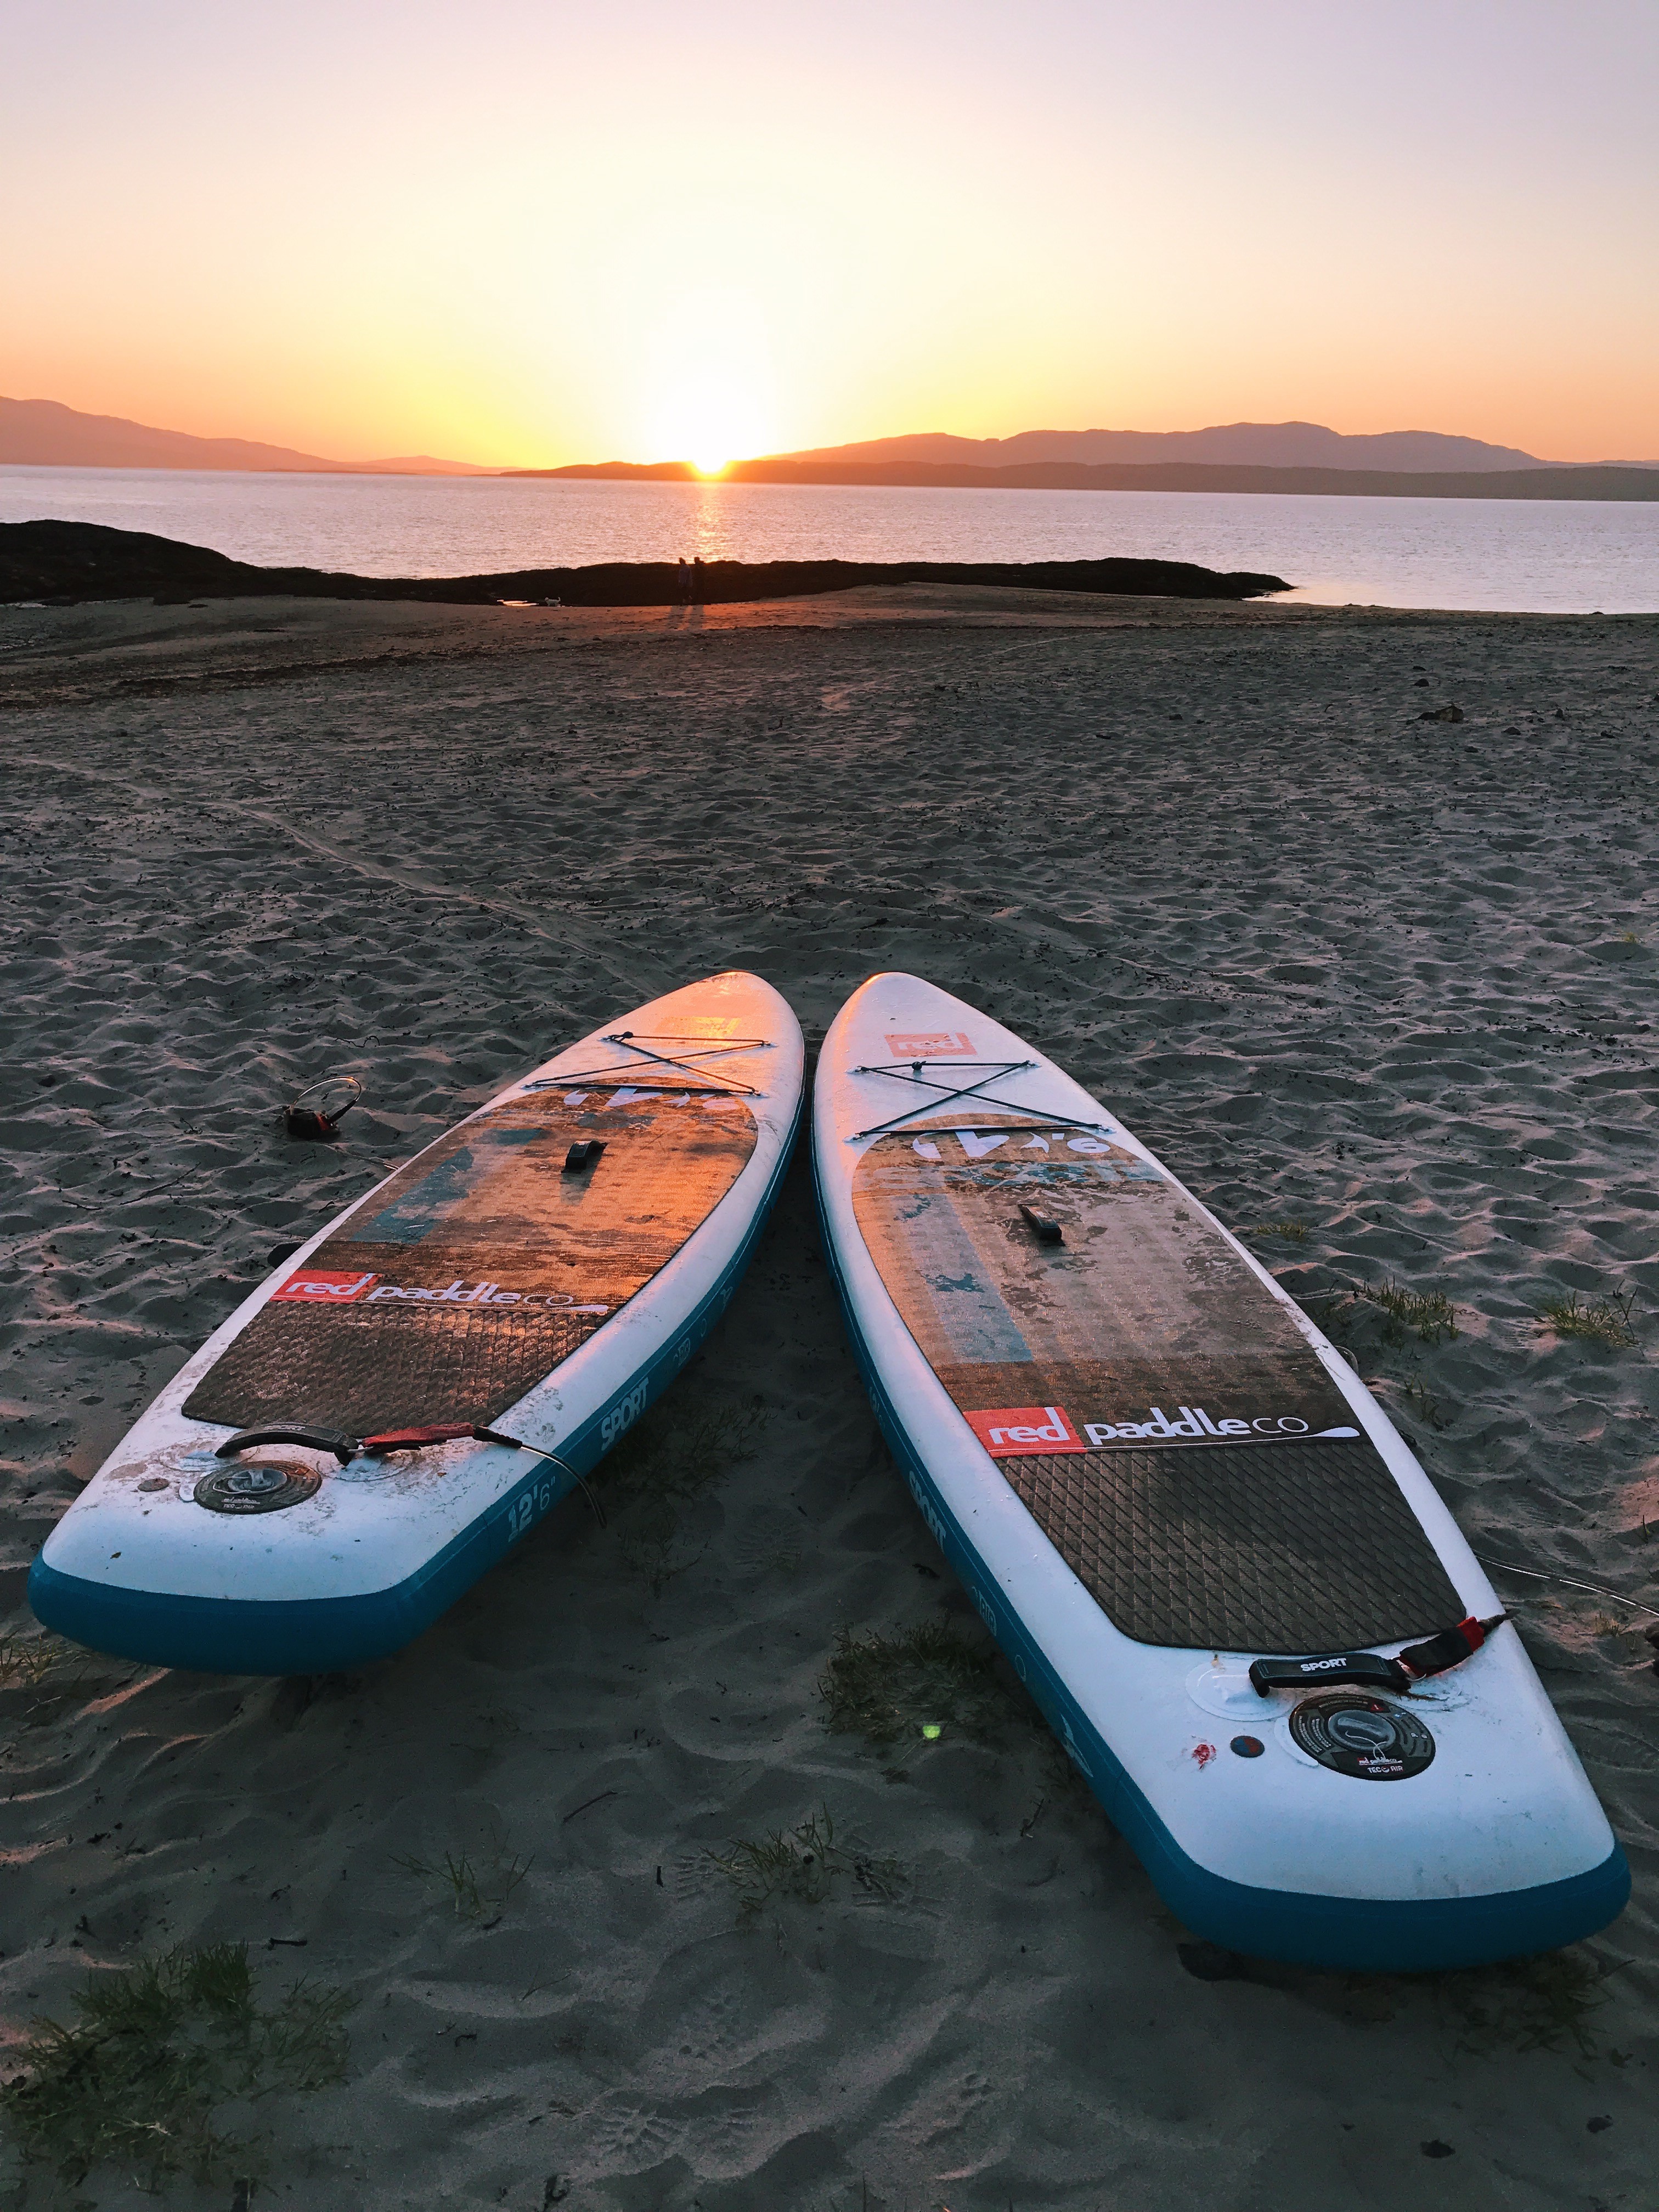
[851,1125,1463,1652]
[184,1091,756,1437]
[30,974,803,1675]
[816,974,1628,1971]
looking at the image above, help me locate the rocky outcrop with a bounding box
[1,521,1289,606]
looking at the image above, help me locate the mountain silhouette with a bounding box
[0,396,490,475]
[771,421,1550,471]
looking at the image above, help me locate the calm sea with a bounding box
[4,465,1656,614]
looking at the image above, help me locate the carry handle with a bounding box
[213,1421,529,1466]
[1249,1616,1508,1697]
[215,1426,360,1466]
[1250,1650,1407,1696]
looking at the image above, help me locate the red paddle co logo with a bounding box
[271,1267,606,1312]
[965,1406,1086,1455]
[966,1403,1345,1455]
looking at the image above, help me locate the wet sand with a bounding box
[2,585,1656,2210]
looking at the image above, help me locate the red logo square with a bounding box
[271,1268,377,1304]
[964,1404,1085,1455]
[885,1030,976,1057]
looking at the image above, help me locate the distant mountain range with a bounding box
[531,423,1659,499]
[763,422,1558,471]
[533,454,1659,502]
[0,397,492,475]
[5,394,1656,497]
[533,424,1659,501]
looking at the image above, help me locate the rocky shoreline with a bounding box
[0,518,1289,608]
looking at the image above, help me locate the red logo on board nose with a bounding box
[885,1031,975,1057]
[964,1404,1085,1455]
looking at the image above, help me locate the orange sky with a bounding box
[5,1,1657,465]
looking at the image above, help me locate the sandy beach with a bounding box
[2,583,1656,2211]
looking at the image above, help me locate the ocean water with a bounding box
[3,464,1657,613]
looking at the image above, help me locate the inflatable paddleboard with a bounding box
[814,974,1627,1970]
[31,973,803,1675]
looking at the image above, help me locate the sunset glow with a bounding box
[4,2,1656,467]
[641,291,775,478]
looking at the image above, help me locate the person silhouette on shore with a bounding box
[692,556,706,607]
[676,557,691,606]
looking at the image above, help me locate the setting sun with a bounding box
[648,370,769,475]
[640,287,775,472]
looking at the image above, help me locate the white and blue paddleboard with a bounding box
[32,972,803,1676]
[814,973,1627,1970]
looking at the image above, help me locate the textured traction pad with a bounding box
[853,1120,1462,1652]
[187,1304,601,1442]
[186,1089,756,1434]
[1003,1440,1463,1652]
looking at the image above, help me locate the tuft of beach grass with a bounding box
[0,1943,351,2192]
[1536,1289,1637,1350]
[1361,1279,1459,1345]
[704,1806,906,1922]
[0,1630,72,1694]
[1395,1376,1448,1431]
[1433,1948,1627,2067]
[819,1621,1014,1750]
[393,1830,532,1924]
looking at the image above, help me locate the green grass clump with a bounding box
[704,1807,905,1921]
[1245,1220,1308,1243]
[1536,1289,1637,1350]
[1363,1279,1459,1345]
[1398,1378,1447,1431]
[393,1833,531,1923]
[819,1621,1013,1750]
[0,1630,72,1694]
[0,1943,351,2192]
[1434,1948,1624,2064]
[601,1392,765,1593]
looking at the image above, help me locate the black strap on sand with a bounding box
[283,1074,362,1141]
[1249,1614,1508,1697]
